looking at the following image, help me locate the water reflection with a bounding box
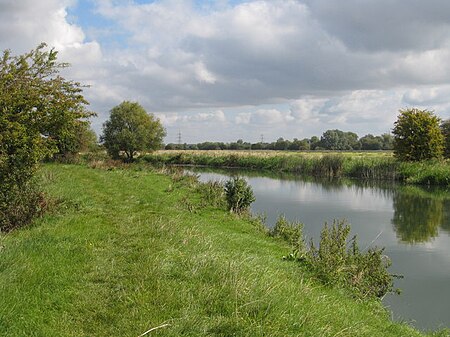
[391,188,445,243]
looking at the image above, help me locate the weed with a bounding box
[196,181,225,208]
[224,177,255,214]
[270,215,305,257]
[0,181,49,232]
[305,219,399,299]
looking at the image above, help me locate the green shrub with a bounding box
[196,180,226,208]
[270,215,305,257]
[0,181,46,232]
[306,220,398,298]
[224,176,255,214]
[0,44,92,230]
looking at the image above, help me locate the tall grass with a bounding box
[142,150,450,185]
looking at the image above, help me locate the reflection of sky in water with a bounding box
[194,170,450,331]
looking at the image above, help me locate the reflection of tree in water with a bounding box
[392,190,443,243]
[441,199,450,233]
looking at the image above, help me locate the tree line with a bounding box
[166,131,394,151]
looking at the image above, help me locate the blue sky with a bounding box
[1,0,450,143]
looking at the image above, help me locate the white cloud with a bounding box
[193,61,217,84]
[2,0,450,142]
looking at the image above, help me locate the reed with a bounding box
[141,150,450,185]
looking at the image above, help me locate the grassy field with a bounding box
[0,163,446,336]
[142,150,450,185]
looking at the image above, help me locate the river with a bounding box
[190,168,450,332]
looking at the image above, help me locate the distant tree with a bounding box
[310,136,321,150]
[198,142,221,150]
[251,142,263,150]
[101,101,166,161]
[392,108,444,161]
[165,143,176,150]
[74,122,98,152]
[359,134,383,150]
[441,119,450,158]
[274,137,289,150]
[380,133,394,150]
[288,138,310,150]
[320,130,359,150]
[188,144,199,150]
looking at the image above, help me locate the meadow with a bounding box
[142,150,450,185]
[2,163,446,336]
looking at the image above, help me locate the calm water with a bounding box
[191,168,450,331]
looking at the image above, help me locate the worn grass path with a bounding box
[0,164,437,336]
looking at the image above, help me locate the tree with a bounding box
[75,122,98,152]
[359,134,382,150]
[0,43,92,231]
[441,119,450,158]
[392,108,444,161]
[309,136,320,150]
[380,133,394,150]
[101,101,166,161]
[320,129,359,150]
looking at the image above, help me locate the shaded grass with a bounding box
[142,150,450,185]
[0,164,446,336]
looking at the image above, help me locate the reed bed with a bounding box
[142,150,450,185]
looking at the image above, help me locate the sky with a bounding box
[1,0,450,143]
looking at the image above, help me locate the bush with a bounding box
[270,215,305,257]
[196,180,226,208]
[224,176,255,214]
[0,181,46,232]
[0,44,91,230]
[305,220,398,298]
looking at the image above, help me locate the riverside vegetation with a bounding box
[1,161,449,336]
[142,150,450,185]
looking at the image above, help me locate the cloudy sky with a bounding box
[1,0,450,143]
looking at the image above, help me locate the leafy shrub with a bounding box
[1,44,92,230]
[0,181,47,232]
[224,176,255,214]
[305,220,398,298]
[270,215,305,256]
[196,180,226,208]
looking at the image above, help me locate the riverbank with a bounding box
[142,150,450,185]
[1,163,444,336]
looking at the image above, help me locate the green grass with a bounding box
[0,164,446,336]
[142,150,450,185]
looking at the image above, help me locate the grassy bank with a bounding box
[0,164,444,336]
[142,150,450,185]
